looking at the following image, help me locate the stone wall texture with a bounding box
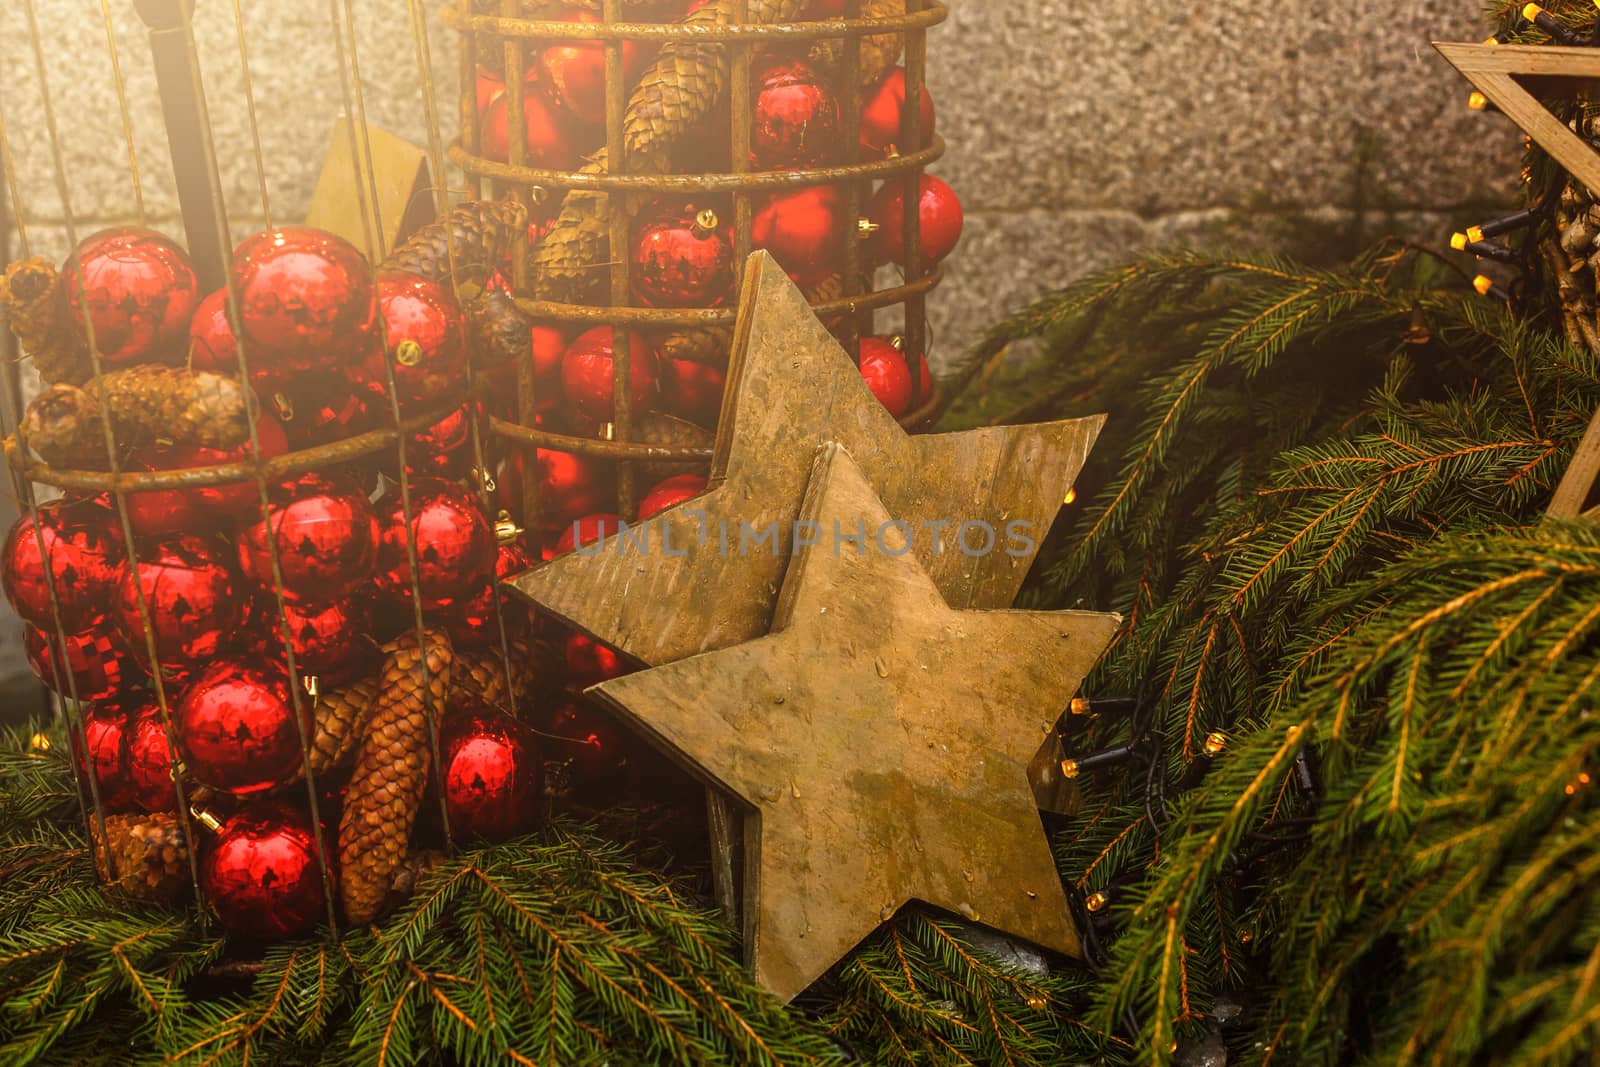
[0,1,1521,686]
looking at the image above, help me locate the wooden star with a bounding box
[512,251,1108,812]
[1435,42,1600,193]
[586,444,1119,1001]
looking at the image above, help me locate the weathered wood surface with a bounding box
[305,118,434,259]
[512,252,1108,814]
[588,445,1119,1001]
[1435,43,1600,197]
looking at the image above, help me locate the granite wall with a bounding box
[0,0,1521,690]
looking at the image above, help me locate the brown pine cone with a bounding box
[301,676,382,780]
[530,162,612,305]
[382,200,530,288]
[451,634,539,715]
[338,628,453,926]
[0,258,89,386]
[91,812,192,905]
[634,411,715,484]
[859,0,909,87]
[660,325,733,368]
[466,287,533,371]
[22,366,250,469]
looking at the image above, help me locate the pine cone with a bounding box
[91,812,191,905]
[859,0,908,87]
[634,411,716,484]
[530,164,611,305]
[0,258,89,386]
[21,366,250,469]
[466,287,533,371]
[301,676,382,780]
[383,200,530,288]
[338,628,453,926]
[451,634,539,715]
[660,325,733,368]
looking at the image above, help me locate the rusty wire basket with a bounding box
[0,0,950,935]
[446,0,950,522]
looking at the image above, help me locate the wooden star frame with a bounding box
[514,253,1110,815]
[588,444,1118,1001]
[1435,41,1600,519]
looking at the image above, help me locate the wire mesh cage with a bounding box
[0,0,950,939]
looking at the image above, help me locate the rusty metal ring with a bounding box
[440,2,948,43]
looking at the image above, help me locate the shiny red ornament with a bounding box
[475,64,537,117]
[750,60,840,170]
[546,700,631,781]
[114,537,244,678]
[77,704,139,812]
[144,414,290,521]
[529,325,568,381]
[176,660,307,795]
[562,629,631,688]
[124,702,177,813]
[445,540,535,649]
[24,624,143,702]
[250,596,376,685]
[496,448,613,533]
[859,66,936,160]
[856,336,932,419]
[555,513,622,556]
[660,358,726,426]
[124,453,204,539]
[62,227,200,365]
[537,8,647,126]
[188,288,239,374]
[237,473,380,606]
[377,477,496,610]
[396,402,477,480]
[869,174,964,267]
[561,328,659,421]
[202,804,329,940]
[229,227,375,386]
[751,186,842,286]
[276,384,372,451]
[352,271,469,411]
[481,85,577,168]
[440,708,543,841]
[639,473,708,519]
[631,205,735,308]
[2,497,123,632]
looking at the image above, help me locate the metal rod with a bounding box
[132,0,230,290]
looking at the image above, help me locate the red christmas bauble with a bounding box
[145,414,290,521]
[856,336,932,418]
[176,660,308,795]
[377,477,496,610]
[24,624,143,702]
[529,325,568,381]
[561,328,659,421]
[440,708,543,841]
[751,186,842,286]
[859,66,936,159]
[631,205,735,308]
[202,803,329,939]
[188,288,239,374]
[869,174,964,267]
[555,513,622,556]
[475,64,538,117]
[62,227,200,365]
[639,473,708,519]
[750,60,840,170]
[537,7,647,126]
[230,227,375,385]
[2,497,122,632]
[660,358,726,426]
[562,629,631,688]
[78,703,139,812]
[354,271,469,411]
[395,401,478,480]
[444,540,535,649]
[124,702,177,813]
[236,473,381,606]
[546,701,631,780]
[249,595,376,685]
[114,537,244,678]
[481,85,577,168]
[496,448,613,532]
[276,383,372,451]
[124,454,203,539]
